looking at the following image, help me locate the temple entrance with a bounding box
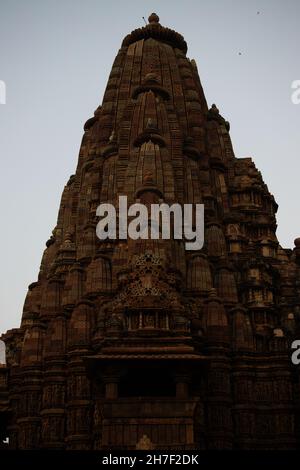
[86,356,206,450]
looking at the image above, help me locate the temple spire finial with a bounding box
[148,12,160,24]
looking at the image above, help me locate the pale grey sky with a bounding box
[0,0,299,335]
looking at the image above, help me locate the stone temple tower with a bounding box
[1,13,300,450]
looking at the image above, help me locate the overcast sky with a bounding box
[0,0,299,337]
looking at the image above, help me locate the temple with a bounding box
[1,13,300,450]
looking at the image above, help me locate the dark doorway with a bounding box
[119,367,176,397]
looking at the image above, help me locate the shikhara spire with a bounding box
[0,13,300,450]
